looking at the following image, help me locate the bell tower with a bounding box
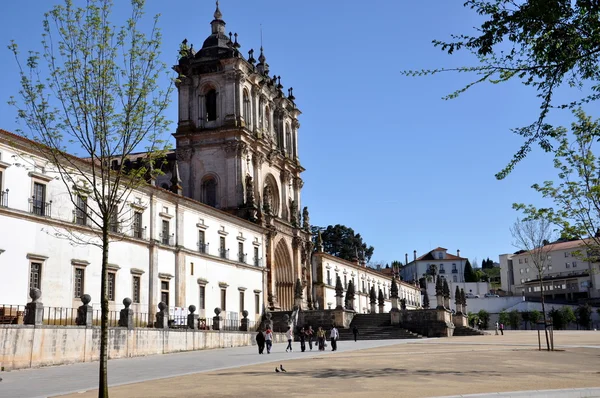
[172,1,313,311]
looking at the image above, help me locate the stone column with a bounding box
[24,288,43,326]
[187,305,199,330]
[118,298,134,329]
[76,294,93,327]
[155,302,169,329]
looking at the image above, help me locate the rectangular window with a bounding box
[566,262,571,268]
[344,275,347,289]
[198,230,206,253]
[453,275,458,282]
[572,261,577,268]
[239,291,245,312]
[109,206,119,233]
[327,270,331,285]
[524,258,528,263]
[190,262,194,276]
[132,276,141,304]
[255,293,260,314]
[220,288,227,311]
[219,236,226,258]
[108,272,116,301]
[32,182,46,216]
[74,268,85,299]
[133,212,143,238]
[161,220,170,245]
[238,242,244,262]
[199,285,206,310]
[438,253,443,259]
[518,259,522,264]
[161,280,169,306]
[254,246,259,266]
[75,196,87,225]
[29,262,42,291]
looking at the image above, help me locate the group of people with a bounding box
[255,324,351,354]
[495,322,505,335]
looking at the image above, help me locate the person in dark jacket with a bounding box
[352,326,359,342]
[299,326,306,352]
[256,329,265,354]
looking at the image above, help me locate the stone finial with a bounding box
[122,297,132,309]
[335,275,344,298]
[378,289,385,307]
[30,288,42,302]
[369,286,377,304]
[158,301,167,311]
[442,279,450,299]
[435,276,443,296]
[214,307,222,316]
[242,310,249,319]
[455,286,461,305]
[214,0,222,19]
[81,294,91,305]
[302,207,310,231]
[189,305,196,313]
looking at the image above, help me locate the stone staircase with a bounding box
[338,313,423,341]
[453,326,488,336]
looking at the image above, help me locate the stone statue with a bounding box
[263,185,272,214]
[302,206,310,231]
[245,174,255,206]
[289,199,298,226]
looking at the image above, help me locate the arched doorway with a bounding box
[273,240,294,310]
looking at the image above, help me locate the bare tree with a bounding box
[9,0,172,396]
[510,218,554,351]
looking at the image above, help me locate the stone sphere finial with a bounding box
[122,297,132,308]
[29,288,42,302]
[214,307,222,316]
[81,294,92,305]
[158,301,167,311]
[242,310,249,318]
[189,305,196,313]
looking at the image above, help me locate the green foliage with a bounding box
[575,304,593,330]
[550,307,576,330]
[464,259,477,282]
[467,312,479,328]
[498,310,510,327]
[508,310,521,330]
[402,1,600,178]
[477,309,490,329]
[481,258,494,269]
[529,310,541,329]
[312,224,374,263]
[513,111,600,256]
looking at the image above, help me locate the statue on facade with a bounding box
[302,206,310,231]
[245,174,255,206]
[316,230,324,252]
[263,185,272,215]
[294,278,303,299]
[289,199,298,227]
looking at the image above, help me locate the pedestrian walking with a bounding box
[500,323,504,335]
[256,329,265,354]
[306,325,314,350]
[285,326,293,352]
[495,321,499,335]
[352,326,359,342]
[316,326,326,351]
[330,324,339,351]
[265,327,273,354]
[299,327,306,352]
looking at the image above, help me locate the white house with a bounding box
[401,247,468,284]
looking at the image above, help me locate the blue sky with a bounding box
[0,1,577,267]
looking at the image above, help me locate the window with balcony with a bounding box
[238,242,245,263]
[31,182,50,216]
[133,211,143,238]
[109,206,119,233]
[219,236,228,259]
[161,220,170,245]
[198,230,207,253]
[253,247,260,266]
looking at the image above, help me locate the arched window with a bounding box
[243,89,251,126]
[205,89,217,121]
[202,177,217,207]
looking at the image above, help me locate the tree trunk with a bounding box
[539,275,550,351]
[99,226,109,397]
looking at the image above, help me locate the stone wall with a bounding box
[0,326,285,371]
[399,309,455,338]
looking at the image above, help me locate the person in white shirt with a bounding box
[265,328,273,354]
[329,325,339,351]
[285,326,293,352]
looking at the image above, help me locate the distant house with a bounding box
[400,247,467,284]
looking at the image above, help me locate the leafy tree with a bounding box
[482,258,494,269]
[403,1,600,179]
[509,310,521,330]
[510,218,554,350]
[9,1,171,395]
[561,306,576,328]
[467,312,479,328]
[550,307,576,330]
[477,309,490,329]
[575,304,593,330]
[464,259,477,282]
[313,224,374,263]
[498,310,510,327]
[514,111,600,258]
[474,268,487,282]
[529,310,541,329]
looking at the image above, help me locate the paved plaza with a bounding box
[1,331,599,398]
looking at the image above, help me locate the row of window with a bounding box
[29,260,261,315]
